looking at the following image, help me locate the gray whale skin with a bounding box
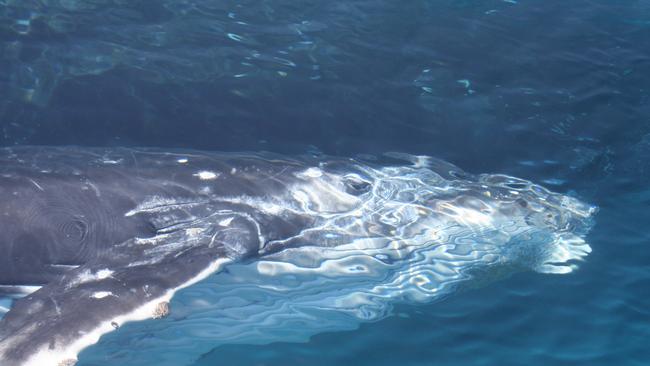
[0,146,596,366]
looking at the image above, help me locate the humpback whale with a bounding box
[0,146,596,366]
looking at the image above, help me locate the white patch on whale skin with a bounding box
[193,171,218,180]
[125,196,208,217]
[134,233,171,245]
[95,269,113,280]
[184,227,205,237]
[90,292,114,299]
[218,217,234,227]
[68,269,114,288]
[296,167,323,178]
[23,258,231,366]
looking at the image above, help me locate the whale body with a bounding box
[0,146,596,365]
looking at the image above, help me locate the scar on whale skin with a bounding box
[153,301,170,319]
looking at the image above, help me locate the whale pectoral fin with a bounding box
[0,215,260,365]
[0,258,224,365]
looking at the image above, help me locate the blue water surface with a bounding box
[1,0,649,365]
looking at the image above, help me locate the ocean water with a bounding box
[1,0,649,365]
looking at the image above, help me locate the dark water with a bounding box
[1,0,649,365]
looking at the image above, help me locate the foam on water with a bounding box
[77,159,596,365]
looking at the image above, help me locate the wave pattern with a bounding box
[78,157,596,365]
